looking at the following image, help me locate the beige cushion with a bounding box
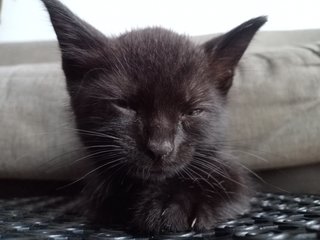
[1,33,320,179]
[0,63,86,180]
[0,42,60,66]
[230,42,320,170]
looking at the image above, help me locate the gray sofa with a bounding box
[1,29,320,194]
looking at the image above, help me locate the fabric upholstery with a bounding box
[0,63,86,179]
[230,42,320,170]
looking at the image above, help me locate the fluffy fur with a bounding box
[42,0,266,234]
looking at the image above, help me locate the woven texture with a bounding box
[1,192,320,239]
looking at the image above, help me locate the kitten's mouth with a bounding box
[149,168,164,175]
[132,163,186,181]
[135,166,167,177]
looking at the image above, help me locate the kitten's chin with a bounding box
[131,165,184,182]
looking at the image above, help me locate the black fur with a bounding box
[41,0,266,233]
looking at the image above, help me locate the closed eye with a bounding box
[189,109,203,116]
[183,108,204,117]
[113,100,134,111]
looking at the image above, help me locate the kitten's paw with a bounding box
[159,202,191,232]
[192,199,250,231]
[131,199,191,233]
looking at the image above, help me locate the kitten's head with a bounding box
[42,0,266,181]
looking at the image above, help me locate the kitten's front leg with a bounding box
[131,183,193,233]
[130,177,250,234]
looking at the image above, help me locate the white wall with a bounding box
[1,0,320,42]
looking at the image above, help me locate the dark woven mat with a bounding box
[1,192,320,239]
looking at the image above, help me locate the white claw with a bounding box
[191,218,197,228]
[161,209,167,216]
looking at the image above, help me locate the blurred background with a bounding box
[1,0,320,194]
[1,0,320,42]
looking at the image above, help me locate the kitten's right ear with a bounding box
[202,16,266,94]
[41,0,108,83]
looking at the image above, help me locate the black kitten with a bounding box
[42,0,266,234]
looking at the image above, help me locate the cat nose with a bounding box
[147,140,174,159]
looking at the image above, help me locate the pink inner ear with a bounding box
[202,16,266,94]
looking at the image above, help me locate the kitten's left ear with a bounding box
[203,16,267,94]
[41,0,109,86]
